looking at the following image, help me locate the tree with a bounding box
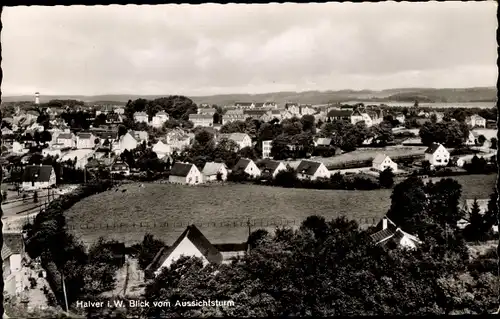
[118,125,127,138]
[477,135,486,146]
[194,129,214,147]
[379,167,395,188]
[490,137,497,150]
[136,234,166,271]
[33,191,38,203]
[463,199,484,242]
[300,115,315,133]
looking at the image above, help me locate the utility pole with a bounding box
[61,271,69,313]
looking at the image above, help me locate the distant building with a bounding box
[262,140,273,158]
[372,154,398,172]
[232,158,261,178]
[257,159,287,178]
[169,162,203,185]
[21,165,56,191]
[151,111,169,128]
[134,112,149,124]
[222,113,246,125]
[198,108,217,116]
[234,102,255,109]
[57,133,76,149]
[467,115,487,128]
[76,132,96,149]
[327,110,351,122]
[202,162,228,182]
[189,114,214,128]
[424,143,450,167]
[370,216,421,250]
[219,133,252,150]
[152,140,172,158]
[296,160,330,180]
[110,160,130,176]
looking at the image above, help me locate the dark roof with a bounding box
[3,232,24,254]
[57,133,74,140]
[244,110,267,116]
[213,243,248,252]
[111,161,129,170]
[254,103,265,108]
[22,165,54,183]
[170,162,194,177]
[327,110,351,117]
[296,160,322,175]
[145,225,223,276]
[78,132,92,139]
[257,159,282,172]
[233,158,252,171]
[1,244,13,261]
[424,143,442,154]
[370,228,395,243]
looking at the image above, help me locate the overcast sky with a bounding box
[1,2,497,96]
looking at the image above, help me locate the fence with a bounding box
[64,217,379,231]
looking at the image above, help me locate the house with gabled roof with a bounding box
[152,140,172,158]
[257,159,287,178]
[144,224,223,279]
[327,110,351,122]
[372,153,398,172]
[296,160,330,180]
[314,137,332,147]
[424,143,450,167]
[76,132,96,149]
[467,114,486,128]
[202,162,228,182]
[110,160,130,176]
[21,165,56,191]
[370,216,421,250]
[232,158,261,178]
[114,131,139,155]
[56,132,76,149]
[151,111,169,128]
[169,162,203,185]
[189,114,214,128]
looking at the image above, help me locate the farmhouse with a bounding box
[370,216,421,250]
[257,159,287,178]
[56,133,76,148]
[296,160,330,180]
[110,160,130,176]
[21,165,56,191]
[145,224,223,278]
[134,112,149,124]
[202,162,228,182]
[424,143,450,167]
[372,154,398,172]
[262,140,272,158]
[169,162,203,185]
[232,158,261,178]
[76,132,96,149]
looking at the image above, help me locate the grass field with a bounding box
[64,173,497,247]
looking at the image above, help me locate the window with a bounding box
[188,177,192,183]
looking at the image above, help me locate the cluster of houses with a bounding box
[133,111,170,128]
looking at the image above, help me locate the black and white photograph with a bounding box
[0,2,498,317]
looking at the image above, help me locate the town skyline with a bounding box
[1,2,497,96]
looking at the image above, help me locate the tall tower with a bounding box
[35,92,40,105]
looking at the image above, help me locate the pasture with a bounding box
[64,173,496,247]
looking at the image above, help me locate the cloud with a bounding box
[1,2,497,96]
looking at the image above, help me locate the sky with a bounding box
[1,2,498,96]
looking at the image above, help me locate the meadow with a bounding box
[64,173,497,247]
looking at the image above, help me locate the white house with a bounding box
[424,143,450,167]
[198,108,217,115]
[134,112,149,124]
[350,110,374,127]
[262,140,273,158]
[151,111,169,128]
[219,133,252,150]
[76,132,96,149]
[114,107,125,115]
[257,159,287,178]
[114,132,139,154]
[144,224,223,278]
[56,133,76,149]
[202,162,228,182]
[296,160,330,180]
[21,165,57,191]
[372,154,398,172]
[189,114,214,127]
[234,102,255,109]
[152,140,172,158]
[370,216,421,250]
[467,115,487,128]
[12,141,27,155]
[169,162,203,185]
[232,158,261,178]
[222,113,246,125]
[465,131,477,146]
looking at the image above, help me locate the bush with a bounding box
[227,170,251,183]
